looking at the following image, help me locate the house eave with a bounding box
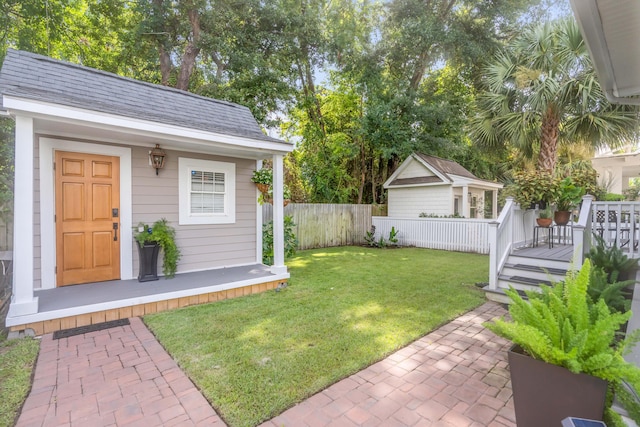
[383,182,449,190]
[2,95,294,157]
[570,0,640,105]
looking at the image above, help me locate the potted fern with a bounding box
[134,219,181,281]
[485,260,640,427]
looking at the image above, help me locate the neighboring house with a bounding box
[591,146,640,195]
[383,153,503,219]
[0,49,293,335]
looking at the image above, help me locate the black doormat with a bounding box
[53,318,130,340]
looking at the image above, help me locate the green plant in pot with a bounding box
[485,260,640,427]
[134,218,181,280]
[551,177,584,225]
[251,168,272,194]
[536,207,553,227]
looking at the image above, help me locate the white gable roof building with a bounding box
[383,153,503,219]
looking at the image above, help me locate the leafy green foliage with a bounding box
[587,267,632,314]
[262,215,298,265]
[587,235,639,284]
[0,118,15,223]
[585,236,637,314]
[134,219,181,278]
[602,193,626,202]
[503,169,554,209]
[251,168,272,185]
[419,212,465,218]
[550,177,585,211]
[538,207,552,219]
[486,260,640,423]
[364,225,400,248]
[471,18,640,174]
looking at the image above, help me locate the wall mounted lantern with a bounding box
[149,144,166,175]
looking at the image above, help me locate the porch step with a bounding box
[484,287,528,304]
[497,275,550,293]
[507,255,572,271]
[504,263,567,277]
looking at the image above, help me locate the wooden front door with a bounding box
[55,151,120,286]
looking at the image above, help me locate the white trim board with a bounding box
[39,137,133,289]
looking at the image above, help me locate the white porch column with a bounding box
[256,160,263,264]
[462,186,469,218]
[10,116,38,315]
[492,190,498,219]
[270,154,287,274]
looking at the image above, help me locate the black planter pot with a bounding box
[508,345,608,427]
[137,241,160,282]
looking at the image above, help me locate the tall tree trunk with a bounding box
[158,44,172,86]
[175,7,201,91]
[407,0,457,93]
[537,107,560,173]
[152,0,172,86]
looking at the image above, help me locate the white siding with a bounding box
[388,186,452,217]
[397,158,433,179]
[131,147,257,275]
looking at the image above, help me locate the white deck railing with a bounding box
[372,216,492,253]
[489,198,515,290]
[589,200,640,258]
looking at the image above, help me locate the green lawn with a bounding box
[0,335,39,427]
[144,247,489,427]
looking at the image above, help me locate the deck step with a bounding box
[504,263,567,276]
[501,275,552,287]
[507,255,573,271]
[484,287,528,304]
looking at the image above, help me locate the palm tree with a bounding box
[470,18,639,174]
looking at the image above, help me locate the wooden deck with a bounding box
[512,244,574,262]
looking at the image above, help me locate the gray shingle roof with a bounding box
[388,153,502,187]
[414,153,477,180]
[0,49,285,144]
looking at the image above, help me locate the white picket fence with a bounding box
[372,217,492,254]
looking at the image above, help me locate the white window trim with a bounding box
[179,157,236,224]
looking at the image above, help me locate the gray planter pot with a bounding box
[508,345,608,427]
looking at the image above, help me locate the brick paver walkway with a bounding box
[260,302,514,427]
[15,302,513,427]
[15,317,223,427]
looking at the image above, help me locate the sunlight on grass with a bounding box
[144,246,488,427]
[0,336,39,427]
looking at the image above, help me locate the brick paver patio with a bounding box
[260,302,514,427]
[15,302,513,427]
[15,317,223,427]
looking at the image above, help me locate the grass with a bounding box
[144,247,489,427]
[0,334,39,427]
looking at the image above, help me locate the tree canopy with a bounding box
[1,0,613,206]
[470,18,639,175]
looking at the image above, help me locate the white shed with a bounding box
[383,153,503,219]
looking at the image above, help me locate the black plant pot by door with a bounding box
[137,241,160,282]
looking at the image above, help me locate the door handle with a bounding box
[113,223,118,241]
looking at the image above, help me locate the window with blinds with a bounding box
[190,170,225,214]
[179,158,236,225]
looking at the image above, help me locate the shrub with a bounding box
[364,225,400,248]
[262,215,298,265]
